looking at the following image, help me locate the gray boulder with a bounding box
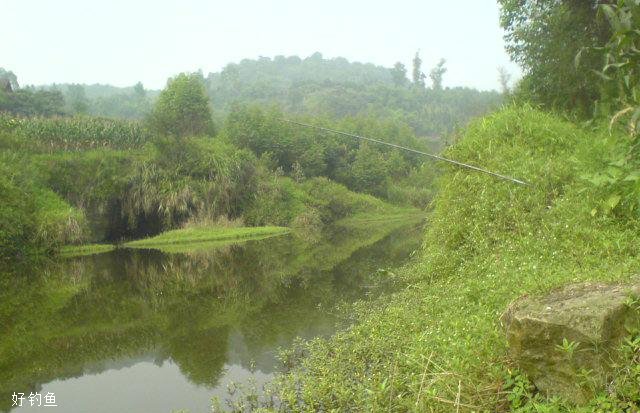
[501,280,640,404]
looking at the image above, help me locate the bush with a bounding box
[244,176,307,226]
[0,151,86,262]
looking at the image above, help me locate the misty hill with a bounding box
[205,53,503,136]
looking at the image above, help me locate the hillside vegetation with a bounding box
[271,106,640,412]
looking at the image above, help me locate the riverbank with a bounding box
[272,106,640,411]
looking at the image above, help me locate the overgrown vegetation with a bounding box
[268,106,640,412]
[0,66,429,262]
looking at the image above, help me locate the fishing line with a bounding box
[280,119,529,186]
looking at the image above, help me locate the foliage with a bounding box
[0,88,65,117]
[147,73,215,138]
[412,51,426,87]
[0,113,153,151]
[577,1,640,220]
[0,148,86,262]
[0,111,406,254]
[223,105,438,206]
[65,84,89,114]
[429,59,447,90]
[498,0,610,115]
[592,0,640,135]
[45,82,156,119]
[206,54,502,137]
[271,106,640,411]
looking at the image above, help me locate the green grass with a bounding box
[124,226,290,249]
[59,244,116,257]
[271,106,640,412]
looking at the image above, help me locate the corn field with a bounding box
[0,113,153,151]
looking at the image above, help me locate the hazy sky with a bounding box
[3,0,521,91]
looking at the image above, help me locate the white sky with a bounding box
[2,0,521,91]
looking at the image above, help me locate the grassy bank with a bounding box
[272,106,640,412]
[124,226,289,249]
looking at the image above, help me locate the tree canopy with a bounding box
[148,73,214,138]
[498,0,610,115]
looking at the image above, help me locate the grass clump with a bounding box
[270,106,640,412]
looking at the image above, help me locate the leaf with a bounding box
[606,194,622,211]
[575,48,585,69]
[623,171,640,181]
[629,106,640,135]
[599,4,622,32]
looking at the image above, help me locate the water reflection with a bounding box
[1,220,423,413]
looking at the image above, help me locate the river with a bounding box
[1,219,423,413]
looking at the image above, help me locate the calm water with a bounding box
[1,220,423,413]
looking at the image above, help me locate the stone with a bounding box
[501,280,640,404]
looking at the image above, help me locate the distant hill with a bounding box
[205,53,502,137]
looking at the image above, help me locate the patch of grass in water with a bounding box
[123,226,290,249]
[146,233,290,254]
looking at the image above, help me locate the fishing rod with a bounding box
[280,119,529,186]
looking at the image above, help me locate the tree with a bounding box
[498,0,610,115]
[390,62,408,87]
[148,73,215,138]
[497,67,511,95]
[133,82,146,99]
[412,52,426,88]
[0,68,18,92]
[67,84,89,114]
[0,69,65,116]
[429,59,447,90]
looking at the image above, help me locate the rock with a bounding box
[501,280,640,404]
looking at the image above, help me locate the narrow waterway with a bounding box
[1,220,423,413]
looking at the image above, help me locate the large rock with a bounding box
[501,280,640,403]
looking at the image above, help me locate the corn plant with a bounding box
[0,113,153,151]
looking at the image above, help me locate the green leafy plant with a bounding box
[555,338,580,359]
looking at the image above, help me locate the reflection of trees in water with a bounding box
[0,220,422,412]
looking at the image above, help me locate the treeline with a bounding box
[1,52,503,136]
[0,69,155,119]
